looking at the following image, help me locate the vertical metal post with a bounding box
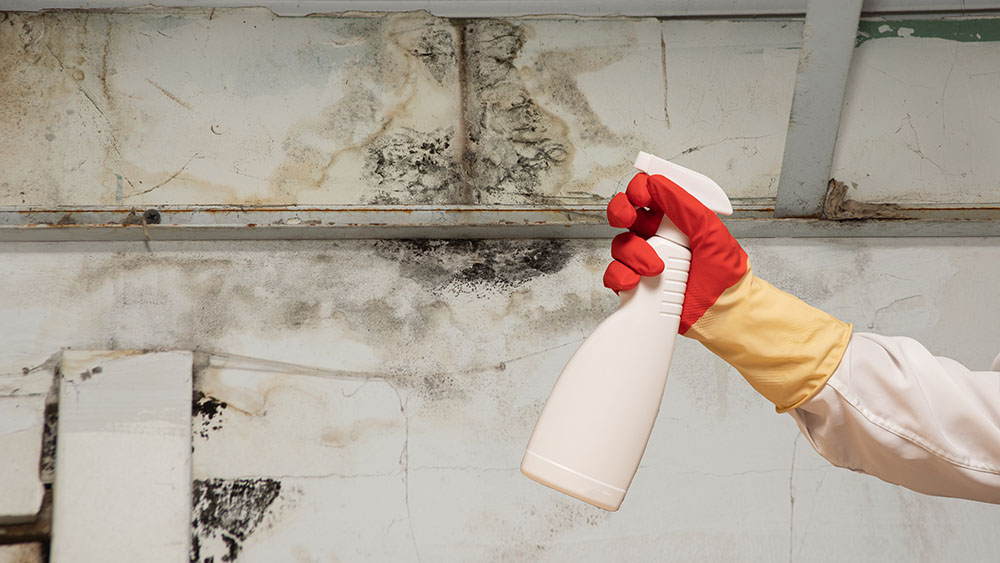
[775,0,864,218]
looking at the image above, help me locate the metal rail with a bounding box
[1,204,999,240]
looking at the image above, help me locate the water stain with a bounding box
[272,14,464,205]
[190,478,282,563]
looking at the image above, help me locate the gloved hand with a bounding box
[604,172,853,412]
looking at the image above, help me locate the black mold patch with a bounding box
[462,20,573,201]
[192,390,228,440]
[373,239,573,292]
[190,478,282,563]
[39,401,58,479]
[365,127,464,204]
[412,25,457,86]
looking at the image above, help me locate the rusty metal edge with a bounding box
[1,205,1000,239]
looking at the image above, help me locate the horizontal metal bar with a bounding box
[1,205,1000,240]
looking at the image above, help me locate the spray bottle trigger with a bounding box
[633,152,733,216]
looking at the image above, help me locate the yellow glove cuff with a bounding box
[686,266,853,413]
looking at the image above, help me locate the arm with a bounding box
[790,333,1000,504]
[607,172,1000,504]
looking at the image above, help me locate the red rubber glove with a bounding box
[602,172,852,412]
[603,172,749,335]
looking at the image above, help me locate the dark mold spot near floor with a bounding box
[190,478,282,563]
[373,239,574,292]
[365,127,463,204]
[193,390,228,439]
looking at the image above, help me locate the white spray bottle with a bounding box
[521,152,733,511]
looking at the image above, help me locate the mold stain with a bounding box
[193,389,228,439]
[462,20,574,202]
[190,478,282,563]
[271,14,464,205]
[372,239,574,293]
[365,126,463,204]
[5,10,634,206]
[411,24,457,87]
[39,401,58,480]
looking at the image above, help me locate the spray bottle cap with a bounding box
[633,152,733,216]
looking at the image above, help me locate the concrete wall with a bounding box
[3,8,1000,562]
[3,10,1000,208]
[4,239,1000,561]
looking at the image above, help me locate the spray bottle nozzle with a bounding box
[633,152,733,216]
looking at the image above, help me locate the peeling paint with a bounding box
[857,18,1000,47]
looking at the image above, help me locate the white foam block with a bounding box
[51,351,193,563]
[0,367,54,524]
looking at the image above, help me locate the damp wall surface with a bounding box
[3,10,1000,207]
[4,239,1000,561]
[3,7,1000,563]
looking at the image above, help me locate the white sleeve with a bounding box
[788,332,1000,504]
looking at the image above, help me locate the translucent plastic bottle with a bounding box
[521,152,733,511]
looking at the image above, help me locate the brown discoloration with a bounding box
[3,10,646,206]
[824,179,904,220]
[271,14,463,205]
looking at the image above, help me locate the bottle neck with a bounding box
[654,216,690,248]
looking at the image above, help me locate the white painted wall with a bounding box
[3,11,999,208]
[3,8,1000,561]
[4,239,1000,561]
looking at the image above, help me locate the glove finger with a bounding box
[603,260,640,293]
[606,192,637,229]
[625,173,653,208]
[631,207,663,239]
[647,174,712,238]
[611,232,664,277]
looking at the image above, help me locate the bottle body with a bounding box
[521,232,691,511]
